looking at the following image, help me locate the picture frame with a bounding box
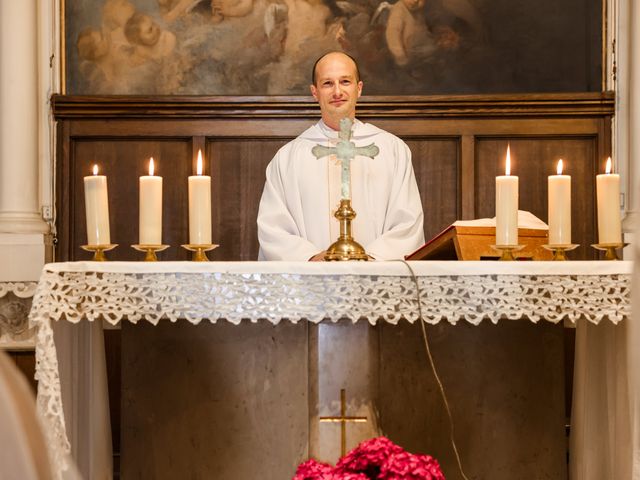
[62,0,604,96]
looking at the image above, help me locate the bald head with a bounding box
[311,51,361,86]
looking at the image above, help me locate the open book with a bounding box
[406,211,551,260]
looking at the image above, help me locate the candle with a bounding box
[596,157,622,244]
[139,157,163,245]
[495,145,519,245]
[84,164,111,245]
[548,159,571,245]
[188,150,212,244]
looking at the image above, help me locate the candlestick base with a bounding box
[324,199,369,261]
[131,244,170,261]
[181,244,218,262]
[591,242,628,260]
[81,244,118,261]
[542,244,579,261]
[491,244,524,261]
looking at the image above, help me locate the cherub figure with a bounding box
[123,12,177,65]
[77,28,117,91]
[102,0,136,46]
[385,0,434,67]
[210,0,255,23]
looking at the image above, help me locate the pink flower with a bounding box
[336,437,404,476]
[293,459,333,480]
[379,452,446,480]
[292,437,445,480]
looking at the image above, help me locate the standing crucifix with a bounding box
[311,118,379,261]
[312,118,380,200]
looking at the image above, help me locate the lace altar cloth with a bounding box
[29,260,632,478]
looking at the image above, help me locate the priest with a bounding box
[257,51,425,260]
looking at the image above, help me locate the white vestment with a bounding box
[257,119,425,260]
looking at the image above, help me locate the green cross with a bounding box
[312,118,380,199]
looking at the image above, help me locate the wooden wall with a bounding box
[53,93,614,262]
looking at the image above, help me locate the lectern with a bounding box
[407,225,553,260]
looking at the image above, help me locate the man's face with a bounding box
[310,53,363,129]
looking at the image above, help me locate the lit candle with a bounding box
[84,164,111,245]
[596,157,622,244]
[139,157,163,245]
[188,150,212,244]
[495,145,519,245]
[548,159,571,245]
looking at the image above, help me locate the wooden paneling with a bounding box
[209,140,288,260]
[68,139,192,261]
[405,139,460,241]
[53,93,614,262]
[475,138,598,259]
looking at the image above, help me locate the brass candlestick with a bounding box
[81,244,118,261]
[542,244,579,261]
[491,244,524,261]
[181,243,218,261]
[591,242,627,260]
[131,244,170,261]
[324,199,368,261]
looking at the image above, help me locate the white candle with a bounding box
[139,157,163,245]
[84,164,111,245]
[548,159,571,245]
[188,150,212,244]
[596,157,622,244]
[495,145,519,245]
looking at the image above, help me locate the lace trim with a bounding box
[0,281,37,298]
[29,270,631,478]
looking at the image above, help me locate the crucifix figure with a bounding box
[312,118,380,200]
[319,388,368,457]
[311,118,379,260]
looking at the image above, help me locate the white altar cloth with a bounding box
[28,260,632,479]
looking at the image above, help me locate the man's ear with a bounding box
[357,80,363,98]
[310,84,318,101]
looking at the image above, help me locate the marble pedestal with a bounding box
[121,319,566,480]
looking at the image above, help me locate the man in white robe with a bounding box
[257,51,424,260]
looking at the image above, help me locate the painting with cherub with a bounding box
[64,0,602,95]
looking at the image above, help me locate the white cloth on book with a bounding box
[257,119,425,260]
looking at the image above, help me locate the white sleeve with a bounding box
[364,140,425,260]
[256,152,322,261]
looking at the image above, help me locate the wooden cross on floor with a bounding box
[319,388,368,457]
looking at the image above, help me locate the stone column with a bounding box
[626,0,640,229]
[0,0,48,235]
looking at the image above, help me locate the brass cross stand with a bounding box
[312,118,379,261]
[319,388,368,457]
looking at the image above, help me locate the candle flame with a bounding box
[557,159,563,175]
[149,157,155,176]
[606,157,612,174]
[92,164,99,175]
[197,150,203,176]
[505,144,511,176]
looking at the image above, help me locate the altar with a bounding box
[29,260,631,479]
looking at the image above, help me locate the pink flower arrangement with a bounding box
[293,437,445,480]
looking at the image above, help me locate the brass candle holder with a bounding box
[324,199,368,261]
[591,242,627,260]
[491,244,524,261]
[181,243,218,261]
[81,244,118,261]
[131,244,170,261]
[542,244,579,261]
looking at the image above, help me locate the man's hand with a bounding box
[309,251,327,261]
